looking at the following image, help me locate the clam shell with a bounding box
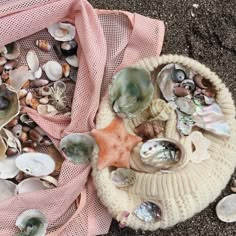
[216,194,236,223]
[140,138,186,171]
[0,156,19,179]
[34,67,43,79]
[133,201,162,222]
[0,84,20,129]
[111,168,136,188]
[65,55,79,68]
[109,67,154,118]
[3,42,20,60]
[26,50,39,72]
[35,40,51,52]
[59,133,95,164]
[0,179,16,201]
[43,61,62,81]
[15,153,55,177]
[48,22,76,41]
[16,209,48,236]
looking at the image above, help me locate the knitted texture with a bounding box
[91,55,236,231]
[0,0,165,235]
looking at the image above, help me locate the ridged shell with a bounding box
[43,61,62,81]
[111,168,136,187]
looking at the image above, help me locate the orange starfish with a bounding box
[91,117,142,170]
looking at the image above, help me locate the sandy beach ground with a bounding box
[89,0,236,235]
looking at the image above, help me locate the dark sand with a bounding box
[89,0,236,235]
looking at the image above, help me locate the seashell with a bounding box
[0,46,7,54]
[133,201,162,222]
[111,168,136,188]
[47,144,63,175]
[65,55,79,68]
[39,175,58,188]
[22,147,36,153]
[0,57,7,66]
[0,155,19,179]
[22,125,31,133]
[187,131,211,163]
[60,40,78,56]
[117,211,130,228]
[31,98,40,110]
[180,79,196,92]
[37,104,59,116]
[53,43,64,60]
[50,84,67,111]
[15,171,25,183]
[19,89,28,99]
[140,138,186,170]
[0,135,7,160]
[39,96,49,104]
[12,124,23,138]
[4,60,17,70]
[6,147,18,156]
[53,80,66,92]
[29,129,43,144]
[19,131,28,143]
[16,153,55,177]
[193,103,230,137]
[9,66,33,91]
[20,114,36,128]
[134,121,164,140]
[62,63,70,77]
[48,22,76,41]
[176,109,195,136]
[26,50,39,72]
[175,97,196,115]
[42,137,53,146]
[34,67,43,79]
[172,67,186,82]
[30,79,49,88]
[36,86,52,97]
[43,61,62,81]
[2,42,20,60]
[25,92,33,106]
[0,128,21,152]
[35,40,51,52]
[109,67,153,118]
[193,74,212,89]
[0,179,16,201]
[59,133,95,164]
[174,86,190,97]
[216,194,236,223]
[0,84,20,129]
[16,209,48,236]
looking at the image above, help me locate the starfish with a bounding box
[91,117,142,170]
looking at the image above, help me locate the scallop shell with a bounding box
[65,55,79,68]
[59,133,95,164]
[0,155,19,179]
[0,84,20,129]
[2,42,20,60]
[16,209,48,236]
[109,67,154,118]
[47,22,76,41]
[26,50,39,72]
[133,201,162,222]
[15,153,55,177]
[140,138,186,171]
[111,168,136,188]
[0,179,16,201]
[216,194,236,223]
[43,61,62,81]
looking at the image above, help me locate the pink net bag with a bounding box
[0,0,164,235]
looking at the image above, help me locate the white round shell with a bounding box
[15,153,55,177]
[0,156,19,179]
[0,179,16,201]
[216,194,236,223]
[43,61,62,81]
[65,55,79,68]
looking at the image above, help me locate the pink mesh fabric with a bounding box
[0,0,164,235]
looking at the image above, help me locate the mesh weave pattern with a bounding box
[0,0,164,235]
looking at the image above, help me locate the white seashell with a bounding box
[34,67,43,79]
[0,156,19,179]
[39,96,49,105]
[40,176,58,188]
[43,61,62,81]
[47,22,76,41]
[19,89,28,99]
[53,80,66,93]
[65,55,79,68]
[216,194,236,223]
[0,179,16,201]
[37,104,58,116]
[15,153,55,177]
[16,209,48,236]
[25,92,33,106]
[26,50,39,72]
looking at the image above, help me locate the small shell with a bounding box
[172,68,186,82]
[12,124,23,138]
[20,114,36,127]
[193,75,212,89]
[180,79,196,92]
[26,50,40,72]
[0,57,7,66]
[174,86,190,97]
[25,92,33,106]
[6,147,19,156]
[16,209,48,236]
[2,42,20,60]
[34,67,43,79]
[35,40,51,52]
[47,144,63,175]
[53,80,66,92]
[62,63,70,77]
[36,86,52,97]
[133,201,162,222]
[111,168,136,187]
[19,131,28,143]
[22,147,36,153]
[61,40,78,56]
[39,96,49,104]
[29,129,44,144]
[0,155,19,179]
[0,179,16,201]
[19,89,28,99]
[59,133,95,164]
[43,61,62,81]
[175,97,196,115]
[16,152,55,177]
[31,98,40,110]
[30,79,49,88]
[37,104,58,116]
[48,22,76,41]
[216,194,236,223]
[4,60,17,70]
[65,55,79,68]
